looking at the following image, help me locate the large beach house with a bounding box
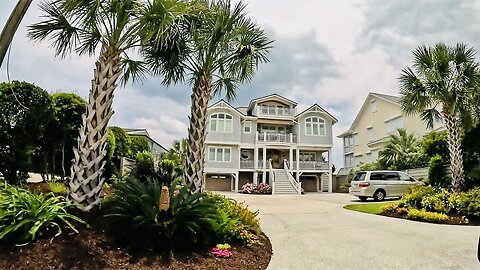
[203,94,337,194]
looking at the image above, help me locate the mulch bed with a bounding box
[380,211,480,225]
[0,188,273,270]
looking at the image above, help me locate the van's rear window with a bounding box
[353,172,366,181]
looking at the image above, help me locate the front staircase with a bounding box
[273,169,298,194]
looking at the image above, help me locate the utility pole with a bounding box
[0,0,33,67]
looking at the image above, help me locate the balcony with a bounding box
[255,105,296,118]
[298,161,329,170]
[257,132,298,143]
[240,159,264,169]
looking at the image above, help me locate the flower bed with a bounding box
[241,183,272,194]
[380,186,480,225]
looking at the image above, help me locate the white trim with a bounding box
[384,114,402,122]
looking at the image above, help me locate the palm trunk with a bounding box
[69,47,121,211]
[0,0,32,66]
[184,71,211,192]
[442,104,465,192]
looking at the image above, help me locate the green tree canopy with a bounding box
[0,81,52,183]
[378,129,426,170]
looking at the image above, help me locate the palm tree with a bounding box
[378,129,423,170]
[28,0,192,211]
[0,0,33,66]
[400,43,480,192]
[144,0,272,192]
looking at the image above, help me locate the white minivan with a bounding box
[349,171,422,201]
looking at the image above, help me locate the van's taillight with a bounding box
[359,182,370,188]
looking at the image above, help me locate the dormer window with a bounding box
[210,113,233,133]
[305,117,325,136]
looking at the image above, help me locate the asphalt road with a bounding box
[222,192,479,270]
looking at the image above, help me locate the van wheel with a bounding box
[373,190,386,201]
[358,196,368,202]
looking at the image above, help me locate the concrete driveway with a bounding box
[223,192,479,270]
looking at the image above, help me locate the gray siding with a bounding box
[298,112,334,145]
[240,120,257,143]
[205,107,242,143]
[204,144,240,169]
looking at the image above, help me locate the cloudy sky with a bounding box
[1,0,480,167]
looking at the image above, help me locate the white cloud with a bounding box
[3,0,480,168]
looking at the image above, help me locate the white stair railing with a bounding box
[283,159,301,194]
[268,159,275,194]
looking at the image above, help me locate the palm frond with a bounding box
[120,57,148,86]
[28,1,81,58]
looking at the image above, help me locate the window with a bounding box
[299,152,316,162]
[244,121,251,133]
[366,152,372,163]
[259,125,288,133]
[344,137,350,147]
[370,100,377,113]
[305,117,326,136]
[385,116,404,133]
[370,173,385,180]
[210,113,233,133]
[240,150,250,160]
[371,149,379,161]
[367,127,374,142]
[398,172,413,181]
[385,172,400,180]
[353,133,359,145]
[208,147,231,162]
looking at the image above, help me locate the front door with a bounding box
[267,150,282,169]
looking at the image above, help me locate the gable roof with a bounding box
[338,92,401,138]
[296,104,338,124]
[208,99,245,117]
[123,128,167,152]
[370,92,401,105]
[247,93,297,111]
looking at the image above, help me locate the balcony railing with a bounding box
[240,159,264,169]
[298,161,329,170]
[256,105,296,117]
[257,132,298,143]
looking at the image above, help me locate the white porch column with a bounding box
[328,149,333,193]
[262,147,267,184]
[289,147,293,173]
[234,172,239,193]
[296,148,300,183]
[253,146,259,185]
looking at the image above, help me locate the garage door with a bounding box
[205,175,231,191]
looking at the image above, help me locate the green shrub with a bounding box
[0,183,86,244]
[399,185,436,208]
[420,189,462,214]
[48,182,67,194]
[406,208,448,223]
[103,178,219,252]
[459,188,480,216]
[208,193,262,245]
[428,155,450,187]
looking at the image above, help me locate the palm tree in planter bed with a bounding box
[400,43,480,192]
[144,0,272,192]
[28,0,192,211]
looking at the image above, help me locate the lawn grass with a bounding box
[344,202,393,215]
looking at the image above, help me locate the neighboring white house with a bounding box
[337,92,445,170]
[203,93,338,194]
